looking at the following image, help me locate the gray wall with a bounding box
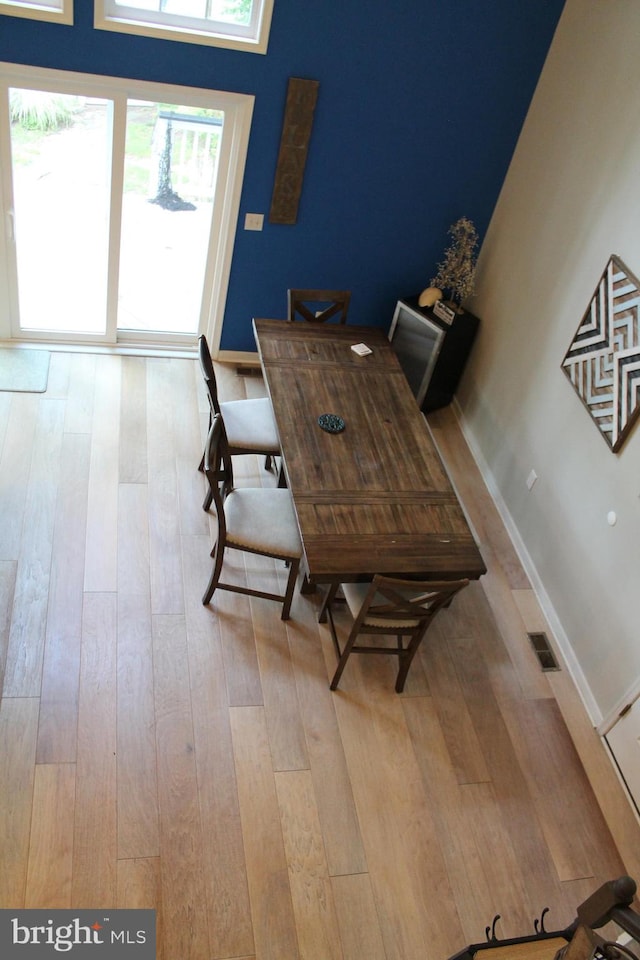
[458,0,640,725]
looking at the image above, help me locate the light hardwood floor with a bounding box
[0,351,638,960]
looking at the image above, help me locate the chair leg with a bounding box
[318,582,340,624]
[394,633,424,693]
[202,542,225,605]
[264,454,273,472]
[329,618,360,690]
[329,629,357,690]
[281,557,300,620]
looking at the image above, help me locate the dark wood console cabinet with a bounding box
[388,296,480,412]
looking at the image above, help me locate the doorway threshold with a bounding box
[0,337,197,359]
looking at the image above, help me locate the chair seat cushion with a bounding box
[342,581,421,629]
[219,397,279,453]
[226,488,302,558]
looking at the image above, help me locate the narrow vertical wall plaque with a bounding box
[269,77,319,225]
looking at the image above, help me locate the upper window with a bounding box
[0,0,72,23]
[95,0,274,54]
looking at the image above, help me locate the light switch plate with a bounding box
[244,213,264,231]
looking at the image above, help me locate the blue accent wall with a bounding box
[0,1,565,351]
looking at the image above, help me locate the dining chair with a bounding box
[202,414,302,620]
[320,574,469,692]
[197,334,280,483]
[287,288,351,324]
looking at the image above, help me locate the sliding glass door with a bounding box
[118,100,222,336]
[0,64,253,350]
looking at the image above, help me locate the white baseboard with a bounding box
[451,398,602,727]
[217,349,260,365]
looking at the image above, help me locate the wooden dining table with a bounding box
[253,318,487,589]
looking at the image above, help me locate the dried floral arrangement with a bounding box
[431,217,479,307]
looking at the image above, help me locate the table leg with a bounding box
[300,574,317,595]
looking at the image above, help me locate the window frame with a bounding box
[0,0,72,24]
[94,0,274,54]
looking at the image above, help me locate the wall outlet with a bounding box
[244,213,264,231]
[526,469,538,491]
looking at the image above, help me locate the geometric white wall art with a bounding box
[562,254,640,452]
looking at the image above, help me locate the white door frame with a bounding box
[598,676,640,819]
[0,61,253,354]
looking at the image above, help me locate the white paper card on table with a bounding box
[351,342,373,356]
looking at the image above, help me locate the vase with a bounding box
[418,286,442,308]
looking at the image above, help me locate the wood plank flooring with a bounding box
[0,351,637,960]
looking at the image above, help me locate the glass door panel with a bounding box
[9,90,110,335]
[117,100,222,335]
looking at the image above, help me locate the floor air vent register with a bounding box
[528,632,560,672]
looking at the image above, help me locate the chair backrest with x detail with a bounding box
[287,288,351,324]
[353,576,467,632]
[203,413,234,510]
[327,574,470,692]
[198,334,221,418]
